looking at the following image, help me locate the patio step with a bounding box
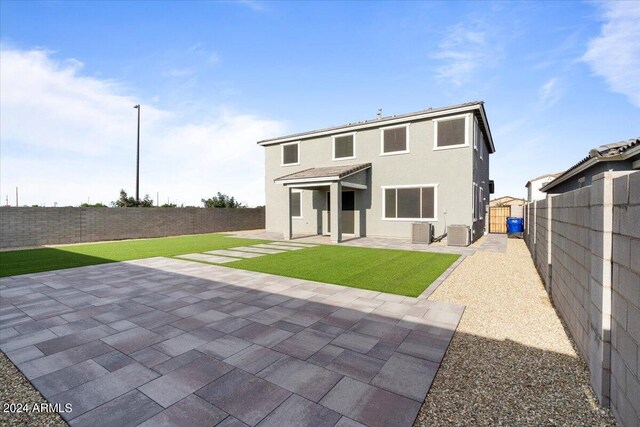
[254,244,304,251]
[175,253,239,264]
[205,250,265,259]
[228,246,286,255]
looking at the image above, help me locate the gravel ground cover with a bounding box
[0,352,67,427]
[416,237,617,426]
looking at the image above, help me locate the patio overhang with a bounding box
[277,163,370,243]
[274,163,371,189]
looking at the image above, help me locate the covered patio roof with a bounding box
[274,163,371,186]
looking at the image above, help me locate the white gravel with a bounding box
[416,238,617,426]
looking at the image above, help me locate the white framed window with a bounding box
[473,117,479,151]
[434,114,469,151]
[332,133,356,161]
[381,184,437,221]
[281,142,300,166]
[479,187,484,219]
[479,131,484,160]
[380,124,410,156]
[291,190,302,218]
[473,182,478,220]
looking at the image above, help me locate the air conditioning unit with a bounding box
[412,223,433,244]
[447,225,470,247]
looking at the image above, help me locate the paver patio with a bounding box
[0,256,463,427]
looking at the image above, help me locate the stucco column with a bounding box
[284,186,292,240]
[330,181,342,243]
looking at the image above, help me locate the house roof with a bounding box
[541,137,640,192]
[489,196,526,206]
[274,163,371,183]
[525,172,562,187]
[258,101,496,153]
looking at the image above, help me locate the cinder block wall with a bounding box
[524,171,640,427]
[610,172,640,427]
[0,207,265,249]
[534,198,551,289]
[550,186,592,362]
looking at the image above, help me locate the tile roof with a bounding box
[275,163,371,182]
[542,137,640,192]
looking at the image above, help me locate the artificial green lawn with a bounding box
[0,233,270,277]
[224,245,459,297]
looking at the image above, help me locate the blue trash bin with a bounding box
[506,217,524,234]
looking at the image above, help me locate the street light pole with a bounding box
[133,104,141,203]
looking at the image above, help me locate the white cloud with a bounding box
[0,48,285,207]
[432,24,491,87]
[582,1,640,107]
[539,77,561,107]
[235,0,266,12]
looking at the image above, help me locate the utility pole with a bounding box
[133,104,141,203]
[157,192,159,207]
[15,187,18,207]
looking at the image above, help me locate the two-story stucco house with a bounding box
[525,173,561,201]
[258,101,495,244]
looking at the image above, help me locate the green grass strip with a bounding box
[0,233,270,277]
[224,245,459,297]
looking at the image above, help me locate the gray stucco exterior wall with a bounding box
[263,111,491,241]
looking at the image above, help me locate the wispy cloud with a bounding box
[162,68,196,78]
[0,48,285,206]
[539,77,561,107]
[582,1,640,107]
[431,23,492,87]
[234,0,266,12]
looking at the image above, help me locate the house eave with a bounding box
[259,103,496,153]
[541,144,640,192]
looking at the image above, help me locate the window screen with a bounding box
[385,186,436,219]
[334,135,354,159]
[283,144,299,164]
[437,118,465,147]
[397,188,420,218]
[384,189,396,218]
[383,127,407,153]
[421,187,435,219]
[291,192,301,217]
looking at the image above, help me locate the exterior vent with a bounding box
[412,223,433,244]
[447,225,470,247]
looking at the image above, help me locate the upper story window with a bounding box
[434,114,469,150]
[383,185,436,221]
[381,124,410,155]
[333,133,356,160]
[281,142,300,166]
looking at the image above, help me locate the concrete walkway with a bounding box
[0,257,463,427]
[231,230,480,256]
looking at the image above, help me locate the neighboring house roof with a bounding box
[274,163,371,184]
[489,196,526,207]
[525,173,562,187]
[541,137,640,192]
[258,101,496,153]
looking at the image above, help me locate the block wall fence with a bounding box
[0,207,265,249]
[525,171,640,427]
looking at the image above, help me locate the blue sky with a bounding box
[1,1,638,207]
